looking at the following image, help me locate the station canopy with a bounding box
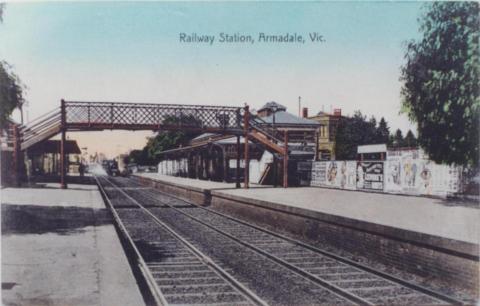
[27,140,81,155]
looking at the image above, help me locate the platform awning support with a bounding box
[12,124,21,187]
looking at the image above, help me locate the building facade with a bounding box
[309,109,342,160]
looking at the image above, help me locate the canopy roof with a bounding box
[28,140,81,155]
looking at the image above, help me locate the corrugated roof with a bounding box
[262,111,320,126]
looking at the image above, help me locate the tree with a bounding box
[0,3,4,22]
[0,4,26,127]
[335,111,379,160]
[127,114,202,165]
[0,62,25,127]
[392,129,404,148]
[404,130,418,148]
[376,117,390,144]
[400,2,479,166]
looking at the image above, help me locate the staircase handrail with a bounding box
[22,123,61,143]
[20,112,62,146]
[21,113,61,133]
[20,107,61,130]
[21,113,61,137]
[248,114,284,145]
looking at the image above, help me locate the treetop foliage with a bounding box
[401,2,479,167]
[0,3,26,128]
[0,61,25,127]
[334,111,417,160]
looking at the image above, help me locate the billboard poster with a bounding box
[311,162,327,186]
[325,161,338,187]
[311,161,357,190]
[385,156,403,193]
[357,162,384,191]
[323,161,357,190]
[344,161,358,190]
[384,149,461,196]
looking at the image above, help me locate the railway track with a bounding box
[96,176,267,306]
[97,176,464,306]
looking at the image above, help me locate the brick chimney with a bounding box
[302,107,309,118]
[333,108,342,117]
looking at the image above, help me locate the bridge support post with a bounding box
[236,135,241,188]
[243,105,250,189]
[12,124,21,187]
[222,147,228,183]
[283,131,289,188]
[273,154,278,187]
[60,99,67,189]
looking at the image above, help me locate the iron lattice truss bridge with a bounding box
[18,101,246,150]
[7,100,319,189]
[64,101,245,132]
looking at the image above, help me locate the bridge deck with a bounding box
[64,101,244,133]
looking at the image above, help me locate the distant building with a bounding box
[308,108,342,160]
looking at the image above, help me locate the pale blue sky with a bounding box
[0,2,424,157]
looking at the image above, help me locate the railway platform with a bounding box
[134,172,479,244]
[1,182,145,306]
[134,172,479,294]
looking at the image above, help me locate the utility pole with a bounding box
[298,96,301,117]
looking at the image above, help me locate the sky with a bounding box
[0,1,425,158]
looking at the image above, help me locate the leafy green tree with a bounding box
[400,2,479,166]
[0,62,25,127]
[0,3,4,22]
[392,129,404,148]
[335,111,378,160]
[368,116,377,130]
[127,114,202,165]
[128,148,151,165]
[376,117,390,144]
[404,130,418,147]
[0,4,26,127]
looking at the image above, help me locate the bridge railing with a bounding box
[64,101,244,131]
[20,108,62,148]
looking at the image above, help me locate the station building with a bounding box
[26,139,82,177]
[156,102,320,186]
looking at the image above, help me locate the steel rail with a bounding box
[95,176,169,306]
[100,176,269,306]
[114,179,372,305]
[132,178,464,306]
